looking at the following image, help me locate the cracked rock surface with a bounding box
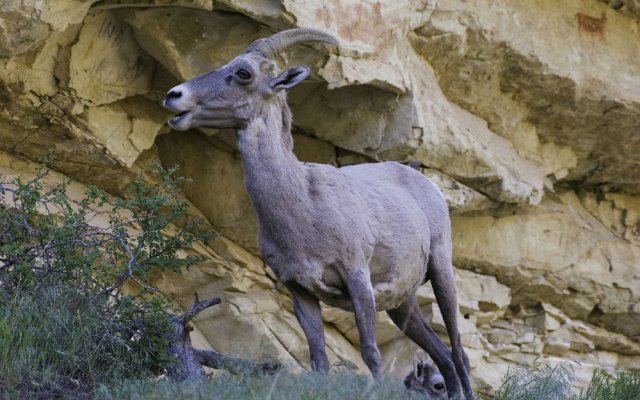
[1,0,639,395]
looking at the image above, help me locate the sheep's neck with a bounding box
[237,99,309,240]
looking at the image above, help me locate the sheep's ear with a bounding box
[413,354,424,378]
[415,361,424,378]
[413,349,433,378]
[269,66,310,92]
[423,353,435,368]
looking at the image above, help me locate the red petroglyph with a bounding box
[315,7,331,28]
[632,219,640,237]
[373,2,382,25]
[576,12,607,40]
[314,2,391,43]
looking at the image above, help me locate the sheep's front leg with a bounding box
[347,269,382,379]
[287,283,329,372]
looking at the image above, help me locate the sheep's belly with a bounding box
[312,285,354,311]
[291,244,428,312]
[372,279,424,311]
[310,270,426,312]
[369,244,429,311]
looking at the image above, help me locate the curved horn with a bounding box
[244,28,339,59]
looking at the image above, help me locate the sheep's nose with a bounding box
[166,90,182,100]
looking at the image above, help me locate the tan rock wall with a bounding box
[1,0,639,395]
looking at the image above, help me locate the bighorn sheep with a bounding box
[404,351,448,400]
[163,28,472,399]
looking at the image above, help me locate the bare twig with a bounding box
[180,294,221,325]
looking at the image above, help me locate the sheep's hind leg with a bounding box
[429,241,473,399]
[346,269,382,379]
[387,295,463,398]
[287,283,329,372]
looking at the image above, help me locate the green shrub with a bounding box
[0,162,211,398]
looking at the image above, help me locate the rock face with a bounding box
[1,0,639,395]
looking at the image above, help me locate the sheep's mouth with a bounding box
[169,110,190,124]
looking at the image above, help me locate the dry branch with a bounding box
[166,293,281,381]
[194,348,281,375]
[179,295,221,325]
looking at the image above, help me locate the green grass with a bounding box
[97,371,426,400]
[493,362,575,400]
[492,362,640,400]
[580,368,640,400]
[0,286,159,399]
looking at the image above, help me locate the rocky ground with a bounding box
[1,0,639,394]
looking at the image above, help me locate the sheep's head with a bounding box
[404,352,448,400]
[163,29,338,131]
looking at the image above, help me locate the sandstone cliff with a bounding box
[1,0,639,394]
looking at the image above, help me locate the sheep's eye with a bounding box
[235,69,252,80]
[434,383,446,391]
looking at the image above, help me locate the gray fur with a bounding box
[163,29,472,399]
